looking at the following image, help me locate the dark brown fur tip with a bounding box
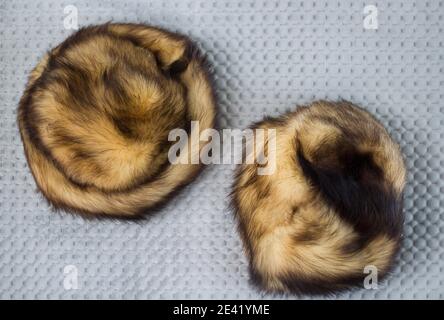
[231,100,406,295]
[17,23,216,218]
[167,39,194,75]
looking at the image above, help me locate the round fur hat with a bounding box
[231,101,406,294]
[18,23,216,217]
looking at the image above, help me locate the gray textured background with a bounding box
[0,0,443,299]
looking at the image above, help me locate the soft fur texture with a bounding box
[231,101,406,294]
[17,23,216,217]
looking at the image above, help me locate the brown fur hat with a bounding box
[17,23,216,217]
[231,101,406,294]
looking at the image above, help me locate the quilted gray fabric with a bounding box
[0,0,443,299]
